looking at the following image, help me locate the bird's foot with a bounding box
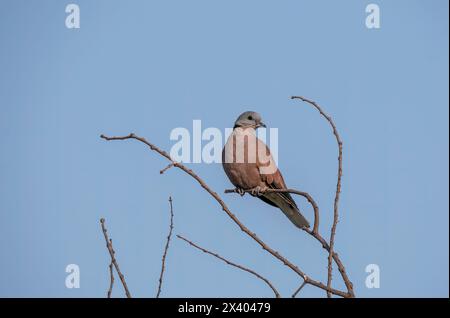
[249,186,267,197]
[235,187,246,196]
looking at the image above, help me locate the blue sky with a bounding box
[0,0,448,297]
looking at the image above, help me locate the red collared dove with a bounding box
[222,111,310,229]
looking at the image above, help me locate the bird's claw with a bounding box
[250,186,267,197]
[235,188,246,196]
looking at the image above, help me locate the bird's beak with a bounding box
[258,122,266,128]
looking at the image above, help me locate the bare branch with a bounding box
[100,218,132,298]
[100,133,352,297]
[225,188,319,234]
[177,234,281,298]
[156,197,175,298]
[291,96,347,298]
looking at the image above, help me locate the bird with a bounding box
[222,111,310,229]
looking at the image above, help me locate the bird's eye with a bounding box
[248,115,253,120]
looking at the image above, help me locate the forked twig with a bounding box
[100,218,132,298]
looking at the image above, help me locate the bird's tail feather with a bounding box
[261,192,310,229]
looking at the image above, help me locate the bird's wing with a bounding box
[256,140,298,208]
[256,139,310,228]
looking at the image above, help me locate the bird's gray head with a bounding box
[233,111,266,129]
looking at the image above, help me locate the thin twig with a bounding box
[100,133,352,297]
[224,188,319,234]
[292,280,308,298]
[107,261,114,298]
[156,197,175,298]
[291,96,346,298]
[177,234,281,298]
[100,218,132,298]
[160,163,174,174]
